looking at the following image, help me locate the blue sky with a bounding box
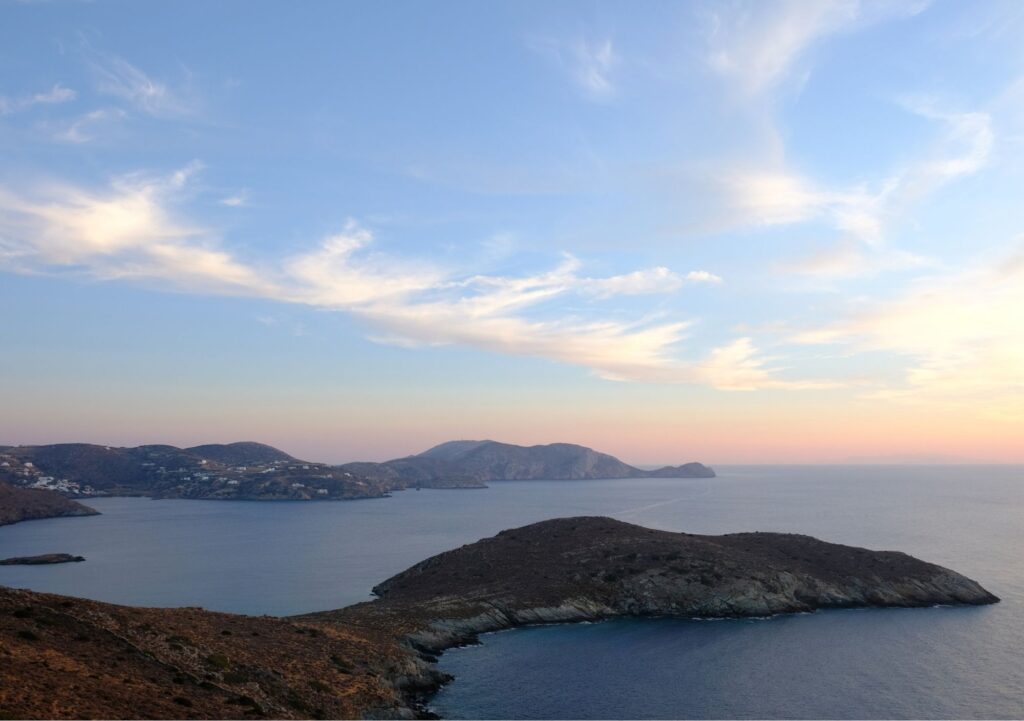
[2,0,1023,463]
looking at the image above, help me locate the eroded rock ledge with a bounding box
[1,517,998,719]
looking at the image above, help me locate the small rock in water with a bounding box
[0,553,86,565]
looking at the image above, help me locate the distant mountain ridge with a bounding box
[0,439,713,503]
[343,439,715,483]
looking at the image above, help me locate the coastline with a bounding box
[1,514,1002,719]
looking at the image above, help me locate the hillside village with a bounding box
[0,444,389,501]
[0,454,97,496]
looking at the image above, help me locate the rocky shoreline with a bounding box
[1,516,999,719]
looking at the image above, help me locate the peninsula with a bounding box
[0,517,997,719]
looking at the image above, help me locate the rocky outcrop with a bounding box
[0,554,86,565]
[0,481,99,527]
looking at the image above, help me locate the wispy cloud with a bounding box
[692,337,840,391]
[219,191,249,207]
[0,84,76,115]
[895,95,994,194]
[777,239,932,278]
[0,167,824,391]
[529,34,618,100]
[704,0,929,96]
[570,37,617,98]
[88,50,194,118]
[719,169,879,235]
[579,266,719,299]
[684,270,724,284]
[716,100,993,277]
[795,244,1024,407]
[52,107,126,143]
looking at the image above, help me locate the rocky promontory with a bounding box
[0,480,99,527]
[0,517,998,719]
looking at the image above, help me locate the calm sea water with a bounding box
[1,465,1021,718]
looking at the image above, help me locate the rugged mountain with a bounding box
[0,480,98,527]
[1,516,998,719]
[185,442,295,466]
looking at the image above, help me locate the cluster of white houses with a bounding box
[0,454,96,496]
[1,450,370,500]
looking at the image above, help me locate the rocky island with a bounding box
[0,516,997,719]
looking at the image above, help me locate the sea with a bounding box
[1,465,1021,719]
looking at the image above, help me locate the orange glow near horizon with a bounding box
[4,384,1022,465]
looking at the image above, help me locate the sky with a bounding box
[1,0,1023,465]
